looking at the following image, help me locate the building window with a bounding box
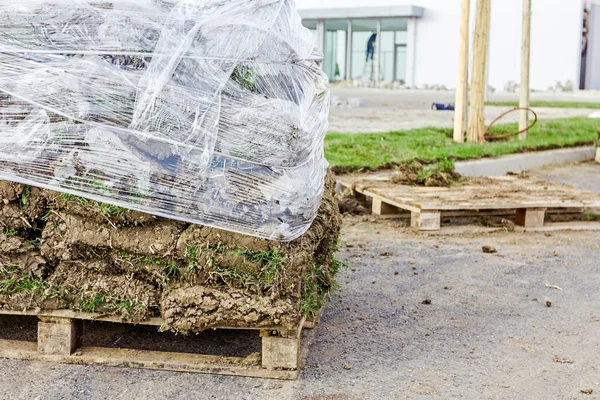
[381,18,409,83]
[302,16,409,83]
[351,19,379,81]
[324,20,349,81]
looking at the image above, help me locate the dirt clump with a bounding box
[390,161,462,187]
[0,233,47,278]
[390,163,420,185]
[0,181,24,202]
[336,194,367,215]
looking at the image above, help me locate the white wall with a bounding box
[296,0,584,91]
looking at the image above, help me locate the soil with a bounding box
[161,285,298,332]
[0,170,342,332]
[0,235,46,277]
[40,213,185,261]
[0,181,24,202]
[336,195,368,216]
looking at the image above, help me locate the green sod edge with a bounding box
[486,101,600,109]
[325,117,598,172]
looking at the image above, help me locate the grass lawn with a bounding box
[324,117,598,171]
[486,101,600,109]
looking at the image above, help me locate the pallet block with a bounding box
[38,317,82,355]
[411,211,441,232]
[302,311,321,329]
[372,198,399,216]
[515,208,546,228]
[0,310,309,379]
[260,326,301,371]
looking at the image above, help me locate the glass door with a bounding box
[394,45,407,83]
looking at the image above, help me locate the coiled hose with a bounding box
[482,107,538,141]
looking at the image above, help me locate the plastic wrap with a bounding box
[0,0,330,241]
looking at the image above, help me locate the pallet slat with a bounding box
[0,340,298,379]
[0,310,312,379]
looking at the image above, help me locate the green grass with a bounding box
[19,186,30,213]
[184,245,200,274]
[193,245,286,292]
[119,251,181,283]
[0,265,70,306]
[237,248,284,286]
[60,193,128,219]
[324,117,598,170]
[487,101,600,109]
[211,265,255,286]
[230,65,255,91]
[110,299,147,315]
[60,193,89,206]
[79,292,105,313]
[0,266,46,296]
[331,258,349,276]
[299,263,328,318]
[2,227,17,237]
[99,203,127,218]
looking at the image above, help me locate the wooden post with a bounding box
[453,0,471,143]
[596,126,600,163]
[468,0,492,143]
[519,0,532,140]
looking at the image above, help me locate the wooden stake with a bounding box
[596,128,600,163]
[453,0,471,143]
[518,0,532,140]
[468,0,492,143]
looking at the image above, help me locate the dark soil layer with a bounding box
[0,172,342,333]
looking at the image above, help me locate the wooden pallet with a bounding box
[0,309,320,380]
[340,176,600,232]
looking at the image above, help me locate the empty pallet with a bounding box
[340,176,600,232]
[0,309,320,380]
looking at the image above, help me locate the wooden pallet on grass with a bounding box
[340,176,600,232]
[0,309,320,380]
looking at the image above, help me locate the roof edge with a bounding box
[298,6,424,20]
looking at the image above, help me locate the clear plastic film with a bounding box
[0,0,330,241]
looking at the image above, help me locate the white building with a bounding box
[296,0,598,91]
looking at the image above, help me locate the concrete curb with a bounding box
[455,146,596,177]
